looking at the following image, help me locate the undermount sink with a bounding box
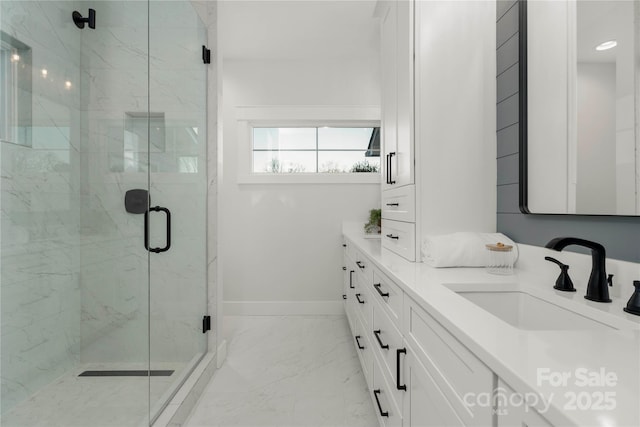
[452,289,616,331]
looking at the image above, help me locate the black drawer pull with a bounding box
[342,244,347,247]
[373,389,389,417]
[396,348,407,391]
[356,261,365,269]
[386,203,399,207]
[349,270,355,289]
[342,266,347,271]
[374,283,390,298]
[386,234,399,240]
[373,329,389,349]
[356,293,365,304]
[355,335,365,350]
[342,294,347,300]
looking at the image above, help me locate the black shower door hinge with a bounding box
[202,46,211,64]
[202,315,211,333]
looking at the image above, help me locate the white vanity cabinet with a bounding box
[343,236,495,427]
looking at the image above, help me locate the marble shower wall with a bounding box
[1,0,83,413]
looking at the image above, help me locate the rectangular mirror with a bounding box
[521,0,640,216]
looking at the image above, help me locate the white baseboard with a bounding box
[223,301,345,316]
[216,339,227,369]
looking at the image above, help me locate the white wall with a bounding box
[416,1,497,237]
[221,58,380,314]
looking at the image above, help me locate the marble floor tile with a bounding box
[184,315,378,427]
[1,362,188,427]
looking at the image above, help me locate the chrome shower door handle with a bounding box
[144,206,171,253]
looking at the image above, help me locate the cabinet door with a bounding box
[381,1,398,191]
[394,0,414,187]
[497,379,554,427]
[402,349,465,427]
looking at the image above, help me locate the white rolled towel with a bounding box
[421,232,518,268]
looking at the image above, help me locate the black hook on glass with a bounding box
[73,9,96,29]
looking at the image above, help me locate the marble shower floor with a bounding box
[185,315,378,427]
[2,362,188,427]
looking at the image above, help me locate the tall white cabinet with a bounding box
[378,0,497,262]
[379,0,418,261]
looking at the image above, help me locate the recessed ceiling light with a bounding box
[11,53,20,62]
[595,40,617,51]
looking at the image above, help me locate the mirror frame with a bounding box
[517,0,638,217]
[519,0,529,214]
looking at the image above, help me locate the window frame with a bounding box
[236,106,381,184]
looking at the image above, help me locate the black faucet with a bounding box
[545,237,612,303]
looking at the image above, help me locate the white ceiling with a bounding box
[577,0,632,63]
[219,0,380,60]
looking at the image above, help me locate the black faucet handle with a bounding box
[545,256,568,269]
[545,257,576,292]
[623,281,640,316]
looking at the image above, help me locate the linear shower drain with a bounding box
[78,370,174,377]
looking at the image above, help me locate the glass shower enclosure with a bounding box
[0,1,210,425]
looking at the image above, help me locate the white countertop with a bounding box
[343,224,640,427]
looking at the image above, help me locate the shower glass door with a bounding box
[78,0,152,424]
[148,0,208,419]
[1,0,208,425]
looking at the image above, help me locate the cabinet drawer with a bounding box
[371,300,404,380]
[353,247,374,286]
[354,313,374,389]
[354,274,372,329]
[372,301,406,416]
[372,267,403,330]
[403,296,493,426]
[344,263,358,329]
[372,352,403,427]
[381,219,416,261]
[382,185,415,222]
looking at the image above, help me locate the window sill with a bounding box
[236,173,381,185]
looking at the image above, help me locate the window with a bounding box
[252,126,380,174]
